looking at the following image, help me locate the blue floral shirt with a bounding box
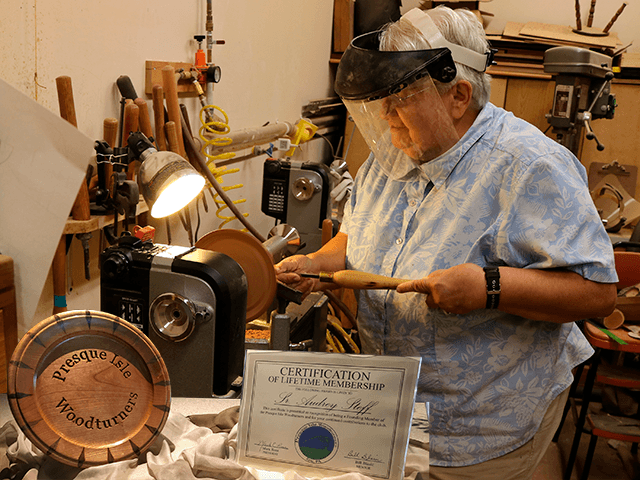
[340,102,617,466]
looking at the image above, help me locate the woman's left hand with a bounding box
[396,263,486,314]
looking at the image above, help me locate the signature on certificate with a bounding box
[346,450,383,463]
[256,440,288,450]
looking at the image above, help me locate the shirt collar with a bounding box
[418,103,496,188]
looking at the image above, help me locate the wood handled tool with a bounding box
[122,102,139,143]
[103,117,118,148]
[134,97,154,140]
[122,103,139,180]
[152,84,167,151]
[54,75,91,313]
[162,65,186,158]
[55,76,90,222]
[51,237,67,314]
[94,118,118,199]
[164,121,180,154]
[300,270,411,290]
[116,75,138,148]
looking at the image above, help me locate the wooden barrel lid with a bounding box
[7,310,171,468]
[196,229,277,322]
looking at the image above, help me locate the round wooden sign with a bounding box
[7,310,171,468]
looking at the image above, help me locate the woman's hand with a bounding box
[274,255,319,298]
[274,233,349,299]
[397,263,617,323]
[396,263,485,314]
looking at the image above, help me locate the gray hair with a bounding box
[379,6,492,110]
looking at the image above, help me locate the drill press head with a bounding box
[543,46,616,156]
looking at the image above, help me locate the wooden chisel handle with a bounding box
[152,84,167,151]
[52,237,67,314]
[122,102,139,142]
[55,75,91,221]
[164,121,181,154]
[122,103,139,180]
[53,76,77,316]
[307,270,411,290]
[56,76,78,128]
[162,65,185,157]
[134,97,154,139]
[103,117,118,148]
[102,118,117,191]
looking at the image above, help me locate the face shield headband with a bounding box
[334,7,495,102]
[334,33,457,102]
[402,8,495,74]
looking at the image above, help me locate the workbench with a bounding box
[0,394,429,480]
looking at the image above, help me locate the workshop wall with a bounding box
[1,0,334,334]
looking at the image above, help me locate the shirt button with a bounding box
[396,238,403,245]
[409,200,417,207]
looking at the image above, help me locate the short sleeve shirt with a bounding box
[340,102,617,466]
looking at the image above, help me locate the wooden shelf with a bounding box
[63,198,149,235]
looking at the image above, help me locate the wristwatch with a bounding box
[483,267,501,309]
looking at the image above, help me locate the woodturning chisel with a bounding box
[300,270,410,290]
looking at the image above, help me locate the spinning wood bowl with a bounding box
[196,229,277,322]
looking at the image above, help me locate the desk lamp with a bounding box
[128,132,205,218]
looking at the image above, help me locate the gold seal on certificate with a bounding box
[236,351,421,480]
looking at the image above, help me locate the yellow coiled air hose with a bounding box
[199,104,248,229]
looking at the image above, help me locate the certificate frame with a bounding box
[236,350,421,480]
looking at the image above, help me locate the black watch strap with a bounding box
[484,267,501,309]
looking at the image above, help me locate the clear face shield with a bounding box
[342,74,460,180]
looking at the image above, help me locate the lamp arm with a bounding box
[180,113,267,243]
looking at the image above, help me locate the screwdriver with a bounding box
[300,270,411,290]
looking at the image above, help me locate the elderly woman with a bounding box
[276,6,617,479]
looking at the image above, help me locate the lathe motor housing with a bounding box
[100,235,248,397]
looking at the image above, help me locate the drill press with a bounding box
[543,46,616,157]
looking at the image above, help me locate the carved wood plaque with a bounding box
[7,310,171,467]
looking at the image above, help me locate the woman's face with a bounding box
[380,84,458,163]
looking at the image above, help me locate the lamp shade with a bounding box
[138,150,205,218]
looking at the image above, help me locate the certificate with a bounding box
[236,351,421,480]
